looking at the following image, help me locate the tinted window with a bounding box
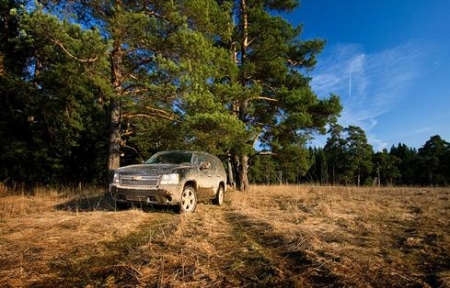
[206,155,218,171]
[197,153,208,165]
[145,151,193,164]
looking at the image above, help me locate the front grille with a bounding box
[120,175,159,187]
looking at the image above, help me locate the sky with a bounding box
[285,0,450,151]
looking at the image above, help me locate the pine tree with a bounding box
[324,124,372,185]
[324,123,346,185]
[343,126,373,186]
[224,0,341,190]
[373,149,400,186]
[418,135,450,186]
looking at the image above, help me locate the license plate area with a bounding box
[126,195,147,201]
[126,195,158,203]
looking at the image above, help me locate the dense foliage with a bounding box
[1,1,448,190]
[1,0,110,189]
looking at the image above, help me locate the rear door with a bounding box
[196,153,215,200]
[207,155,224,192]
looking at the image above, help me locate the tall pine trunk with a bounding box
[230,0,250,191]
[239,154,249,191]
[107,98,121,176]
[107,37,124,177]
[231,154,249,191]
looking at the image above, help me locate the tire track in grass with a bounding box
[132,203,278,287]
[140,203,341,287]
[137,204,245,287]
[224,210,342,287]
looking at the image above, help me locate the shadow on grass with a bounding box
[54,194,116,212]
[225,211,340,287]
[32,214,178,287]
[54,193,177,213]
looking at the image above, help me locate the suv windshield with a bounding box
[145,151,193,165]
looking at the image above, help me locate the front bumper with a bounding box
[110,184,182,206]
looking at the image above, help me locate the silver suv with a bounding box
[109,150,227,213]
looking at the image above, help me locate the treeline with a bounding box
[250,124,450,187]
[1,1,447,191]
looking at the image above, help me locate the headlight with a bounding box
[160,173,180,185]
[112,172,120,183]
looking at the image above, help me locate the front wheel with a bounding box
[178,186,197,213]
[213,185,224,206]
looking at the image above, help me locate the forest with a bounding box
[250,131,450,187]
[1,0,449,191]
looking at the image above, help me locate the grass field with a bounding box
[1,185,449,287]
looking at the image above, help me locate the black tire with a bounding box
[213,185,224,206]
[178,186,197,213]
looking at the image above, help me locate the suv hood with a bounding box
[115,164,193,176]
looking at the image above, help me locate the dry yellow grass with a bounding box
[0,185,449,287]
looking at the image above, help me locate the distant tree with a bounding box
[273,144,312,184]
[389,143,419,185]
[248,154,278,184]
[324,123,346,184]
[373,149,401,186]
[318,147,329,184]
[307,147,328,184]
[324,124,372,186]
[418,135,450,186]
[344,126,373,186]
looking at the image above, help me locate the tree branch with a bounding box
[122,88,150,95]
[287,59,303,66]
[122,113,175,122]
[123,54,155,79]
[250,96,278,102]
[122,107,178,121]
[51,39,99,63]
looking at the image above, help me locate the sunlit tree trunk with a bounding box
[233,0,250,191]
[107,30,124,175]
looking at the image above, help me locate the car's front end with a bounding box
[110,164,189,207]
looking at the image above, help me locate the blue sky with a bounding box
[285,0,450,151]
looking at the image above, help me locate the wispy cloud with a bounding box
[309,41,426,150]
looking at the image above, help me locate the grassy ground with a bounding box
[0,185,449,287]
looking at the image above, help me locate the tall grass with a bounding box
[1,184,450,287]
[0,185,105,219]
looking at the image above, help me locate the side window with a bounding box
[215,157,224,172]
[198,154,208,165]
[206,155,219,171]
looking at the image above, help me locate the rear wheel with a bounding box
[179,186,197,213]
[213,185,224,206]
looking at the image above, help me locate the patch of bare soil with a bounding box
[1,186,450,287]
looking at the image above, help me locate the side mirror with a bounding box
[199,161,211,170]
